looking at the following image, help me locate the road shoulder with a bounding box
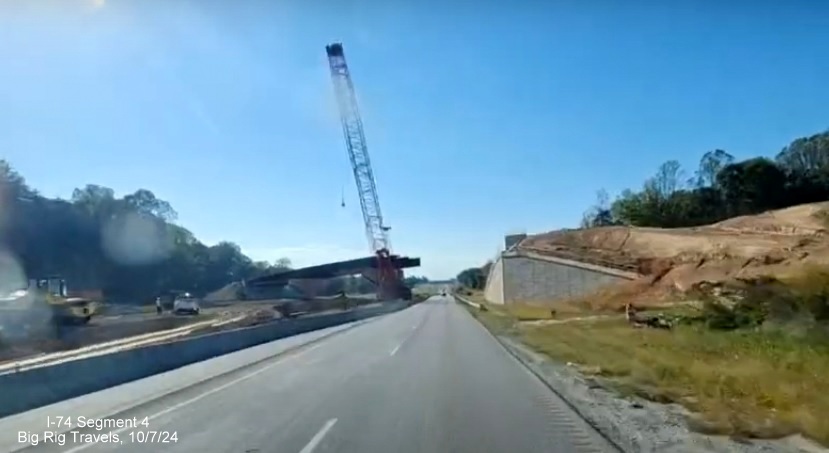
[459,298,818,453]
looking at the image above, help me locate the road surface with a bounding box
[1,296,617,453]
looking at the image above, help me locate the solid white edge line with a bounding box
[298,418,338,453]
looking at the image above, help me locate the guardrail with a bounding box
[453,293,484,310]
[0,300,409,419]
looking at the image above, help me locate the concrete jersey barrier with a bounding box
[0,301,408,419]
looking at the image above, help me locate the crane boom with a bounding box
[325,43,389,253]
[325,42,410,301]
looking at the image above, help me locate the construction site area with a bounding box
[484,201,829,310]
[461,202,829,449]
[0,41,422,373]
[0,287,384,367]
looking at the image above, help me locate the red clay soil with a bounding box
[517,202,829,308]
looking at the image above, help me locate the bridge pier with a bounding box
[361,268,411,301]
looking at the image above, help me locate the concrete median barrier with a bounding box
[0,300,407,419]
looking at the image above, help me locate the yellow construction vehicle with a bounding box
[29,277,100,326]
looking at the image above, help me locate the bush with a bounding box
[700,269,829,331]
[804,290,829,321]
[457,267,487,290]
[702,300,763,330]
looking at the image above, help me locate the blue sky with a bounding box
[1,1,827,279]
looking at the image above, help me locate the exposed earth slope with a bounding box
[517,202,829,306]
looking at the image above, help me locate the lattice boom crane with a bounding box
[325,42,407,301]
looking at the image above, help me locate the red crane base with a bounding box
[374,249,412,301]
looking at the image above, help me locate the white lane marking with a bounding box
[390,314,428,356]
[64,342,326,453]
[298,418,338,453]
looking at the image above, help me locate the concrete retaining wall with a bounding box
[0,301,407,419]
[483,257,505,304]
[484,251,637,305]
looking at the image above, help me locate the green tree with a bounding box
[403,275,429,287]
[581,189,618,228]
[693,149,735,188]
[716,158,787,216]
[0,160,290,304]
[775,130,829,175]
[457,267,486,290]
[587,129,829,231]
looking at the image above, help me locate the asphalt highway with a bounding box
[1,296,618,453]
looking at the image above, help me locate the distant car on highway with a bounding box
[173,294,200,315]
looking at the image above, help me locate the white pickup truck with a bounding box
[173,294,201,315]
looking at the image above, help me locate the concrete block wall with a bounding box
[499,254,632,305]
[482,233,639,306]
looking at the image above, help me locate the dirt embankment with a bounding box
[518,202,829,308]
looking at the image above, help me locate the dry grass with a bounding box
[504,304,559,320]
[484,302,602,322]
[471,305,829,445]
[460,289,596,321]
[484,303,556,320]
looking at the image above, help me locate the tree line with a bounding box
[0,161,291,303]
[582,129,829,228]
[456,262,491,290]
[454,129,829,287]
